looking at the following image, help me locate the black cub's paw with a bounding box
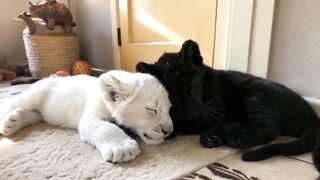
[237,133,251,148]
[223,123,249,148]
[200,130,223,148]
[225,132,250,148]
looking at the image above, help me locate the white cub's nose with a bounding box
[161,129,170,136]
[161,124,173,137]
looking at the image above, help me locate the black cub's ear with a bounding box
[179,40,203,67]
[136,62,155,74]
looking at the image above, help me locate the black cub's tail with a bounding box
[312,131,320,172]
[241,117,320,173]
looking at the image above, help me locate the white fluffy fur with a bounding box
[0,70,173,163]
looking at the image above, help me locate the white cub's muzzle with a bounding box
[139,123,173,145]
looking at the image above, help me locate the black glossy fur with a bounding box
[136,40,320,172]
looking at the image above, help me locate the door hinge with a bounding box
[117,28,122,46]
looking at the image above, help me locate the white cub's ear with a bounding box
[99,71,136,102]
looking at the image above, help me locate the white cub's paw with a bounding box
[99,139,140,163]
[0,108,26,136]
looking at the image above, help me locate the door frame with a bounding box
[110,0,122,69]
[111,0,275,77]
[214,0,275,78]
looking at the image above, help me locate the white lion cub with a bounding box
[0,70,173,163]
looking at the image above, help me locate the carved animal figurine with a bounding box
[17,12,36,34]
[28,0,76,33]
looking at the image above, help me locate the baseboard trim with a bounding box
[91,67,108,77]
[304,97,320,117]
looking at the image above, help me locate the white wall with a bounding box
[0,0,115,69]
[268,0,320,97]
[0,0,29,65]
[70,0,114,70]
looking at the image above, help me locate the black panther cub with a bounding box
[136,40,320,172]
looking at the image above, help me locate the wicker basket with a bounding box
[23,34,79,78]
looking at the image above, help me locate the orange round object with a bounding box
[72,61,91,75]
[55,70,70,77]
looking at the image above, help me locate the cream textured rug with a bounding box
[0,83,235,180]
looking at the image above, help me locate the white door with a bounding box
[118,0,217,71]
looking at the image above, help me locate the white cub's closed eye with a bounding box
[146,107,157,114]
